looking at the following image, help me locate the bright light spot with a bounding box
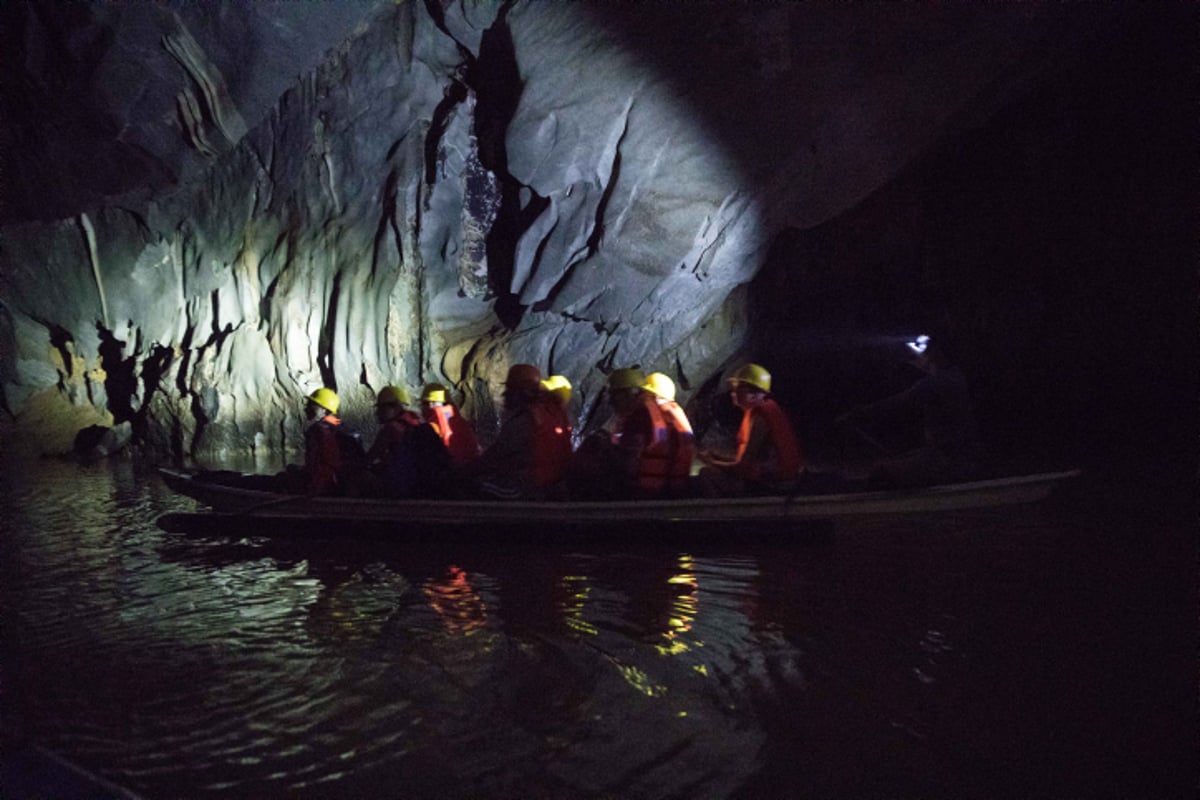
[617,663,668,697]
[906,334,930,354]
[656,639,690,656]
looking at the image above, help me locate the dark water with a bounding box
[1,459,1192,799]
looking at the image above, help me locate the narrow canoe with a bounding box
[157,467,1081,529]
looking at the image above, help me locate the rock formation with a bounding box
[0,1,1100,459]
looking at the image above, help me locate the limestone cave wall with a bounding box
[0,1,1121,460]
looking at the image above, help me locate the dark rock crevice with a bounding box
[96,323,136,425]
[317,271,342,392]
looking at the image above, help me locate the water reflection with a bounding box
[424,565,488,636]
[1,459,1189,798]
[2,462,780,797]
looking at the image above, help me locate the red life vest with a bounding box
[530,395,572,488]
[735,398,803,482]
[305,415,344,495]
[658,399,695,490]
[615,393,673,495]
[425,403,480,466]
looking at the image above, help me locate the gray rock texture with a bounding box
[0,1,1085,458]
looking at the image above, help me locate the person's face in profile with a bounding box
[730,382,764,410]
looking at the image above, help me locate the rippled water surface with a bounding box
[1,459,1191,798]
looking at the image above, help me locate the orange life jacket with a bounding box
[735,398,803,482]
[425,403,480,466]
[658,399,695,490]
[615,393,673,495]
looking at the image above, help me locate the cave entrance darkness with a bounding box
[737,6,1193,494]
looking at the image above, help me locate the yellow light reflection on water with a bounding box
[615,662,669,698]
[560,574,597,636]
[656,553,701,658]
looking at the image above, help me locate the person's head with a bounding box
[728,363,770,410]
[375,385,410,421]
[420,382,449,407]
[607,367,646,416]
[540,374,572,407]
[306,387,339,420]
[641,372,676,403]
[905,334,950,374]
[503,364,542,410]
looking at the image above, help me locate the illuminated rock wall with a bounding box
[0,1,1072,458]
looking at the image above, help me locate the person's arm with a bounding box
[612,406,654,482]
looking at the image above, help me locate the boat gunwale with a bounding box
[157,467,1082,523]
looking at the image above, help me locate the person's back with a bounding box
[472,364,569,499]
[365,385,449,497]
[304,414,343,495]
[607,369,676,499]
[420,383,481,467]
[300,387,365,496]
[531,390,573,491]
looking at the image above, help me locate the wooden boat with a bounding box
[157,467,1081,532]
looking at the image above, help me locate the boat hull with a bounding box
[157,467,1081,529]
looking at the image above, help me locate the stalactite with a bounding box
[78,213,109,330]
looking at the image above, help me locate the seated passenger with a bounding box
[540,375,573,419]
[420,382,481,467]
[642,372,696,496]
[535,375,575,497]
[570,368,676,500]
[365,385,450,497]
[838,334,983,488]
[292,387,366,496]
[469,364,572,499]
[540,374,575,444]
[698,364,803,496]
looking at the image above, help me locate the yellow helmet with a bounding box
[307,387,339,414]
[376,385,410,407]
[608,367,645,392]
[730,363,771,393]
[641,372,676,401]
[540,374,572,404]
[420,382,448,403]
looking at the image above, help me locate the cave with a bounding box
[0,1,1192,508]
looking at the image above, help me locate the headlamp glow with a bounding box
[906,334,930,355]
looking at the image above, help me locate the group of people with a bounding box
[292,361,806,501]
[291,334,982,501]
